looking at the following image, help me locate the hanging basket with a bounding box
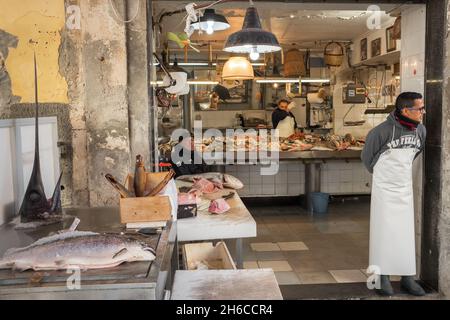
[324,41,344,67]
[283,49,306,77]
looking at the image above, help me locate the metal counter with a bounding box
[0,207,177,300]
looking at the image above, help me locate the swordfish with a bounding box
[0,231,156,271]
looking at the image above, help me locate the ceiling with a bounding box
[153,1,411,60]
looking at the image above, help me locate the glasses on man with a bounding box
[406,106,426,113]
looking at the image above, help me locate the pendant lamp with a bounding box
[191,9,230,35]
[222,57,254,80]
[223,5,281,61]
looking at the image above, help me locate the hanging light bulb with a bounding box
[249,46,260,61]
[191,9,230,34]
[206,20,215,35]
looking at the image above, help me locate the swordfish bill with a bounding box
[18,54,63,222]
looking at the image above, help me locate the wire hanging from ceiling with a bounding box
[109,0,140,24]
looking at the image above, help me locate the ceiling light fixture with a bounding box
[223,3,281,61]
[191,9,230,35]
[222,57,254,80]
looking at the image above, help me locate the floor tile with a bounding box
[258,260,292,272]
[256,251,286,261]
[297,271,337,284]
[329,270,368,283]
[274,271,301,285]
[243,261,259,269]
[278,241,309,251]
[250,242,281,252]
[289,258,328,273]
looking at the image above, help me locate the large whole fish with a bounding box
[176,172,244,190]
[0,231,156,271]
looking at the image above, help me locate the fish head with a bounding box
[223,174,244,190]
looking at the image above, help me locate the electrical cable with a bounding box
[109,0,140,24]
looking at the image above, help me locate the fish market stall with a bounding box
[0,208,177,300]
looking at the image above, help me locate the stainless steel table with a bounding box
[0,207,177,300]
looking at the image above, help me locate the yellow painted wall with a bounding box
[0,0,68,103]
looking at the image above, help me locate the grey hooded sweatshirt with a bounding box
[361,112,426,173]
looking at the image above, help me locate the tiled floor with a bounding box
[236,198,371,285]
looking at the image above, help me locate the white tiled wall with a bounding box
[400,6,426,94]
[225,161,371,197]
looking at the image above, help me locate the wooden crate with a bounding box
[119,172,172,224]
[183,242,237,270]
[119,196,172,224]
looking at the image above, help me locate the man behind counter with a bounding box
[271,99,298,138]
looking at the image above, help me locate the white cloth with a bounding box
[277,116,295,138]
[369,126,418,275]
[160,179,178,221]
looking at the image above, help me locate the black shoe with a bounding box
[401,276,426,296]
[375,275,394,296]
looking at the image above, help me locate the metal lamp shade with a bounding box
[191,9,230,32]
[222,57,254,80]
[223,6,281,54]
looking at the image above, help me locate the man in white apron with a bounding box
[362,92,427,296]
[271,99,298,138]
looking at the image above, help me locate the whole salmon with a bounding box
[0,231,156,271]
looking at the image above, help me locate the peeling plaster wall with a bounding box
[0,0,73,207]
[1,0,152,208]
[0,0,68,103]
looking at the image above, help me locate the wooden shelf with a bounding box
[353,50,400,68]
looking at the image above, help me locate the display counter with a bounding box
[0,208,177,300]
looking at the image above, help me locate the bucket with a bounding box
[324,41,344,67]
[310,192,330,214]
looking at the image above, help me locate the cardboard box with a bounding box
[183,242,237,270]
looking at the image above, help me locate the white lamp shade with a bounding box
[222,57,254,80]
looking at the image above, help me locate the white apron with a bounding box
[369,126,418,275]
[277,116,295,138]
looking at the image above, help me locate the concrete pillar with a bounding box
[400,5,426,278]
[80,0,131,206]
[125,0,151,168]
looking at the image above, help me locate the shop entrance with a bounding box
[153,0,441,298]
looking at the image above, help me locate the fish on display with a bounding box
[176,172,244,190]
[19,54,63,223]
[0,231,156,271]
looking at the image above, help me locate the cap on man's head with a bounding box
[395,92,423,110]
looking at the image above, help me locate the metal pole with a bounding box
[146,0,159,171]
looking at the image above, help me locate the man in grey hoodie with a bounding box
[362,92,426,296]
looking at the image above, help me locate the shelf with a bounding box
[353,50,400,68]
